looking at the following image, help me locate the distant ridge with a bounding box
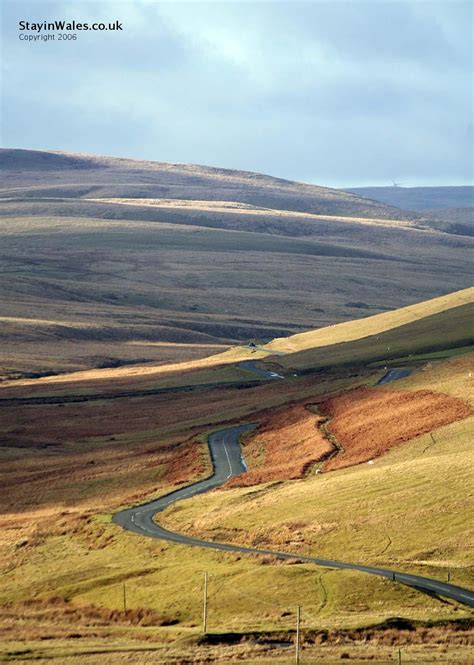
[0,148,416,220]
[346,185,474,211]
[1,148,472,377]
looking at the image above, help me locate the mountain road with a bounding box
[113,424,474,608]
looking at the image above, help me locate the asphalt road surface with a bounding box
[377,368,412,384]
[113,425,474,608]
[238,360,284,379]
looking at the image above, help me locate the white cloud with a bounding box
[2,0,472,186]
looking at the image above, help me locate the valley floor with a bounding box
[0,350,473,662]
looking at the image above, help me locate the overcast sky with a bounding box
[1,0,472,187]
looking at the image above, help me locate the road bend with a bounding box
[377,368,412,385]
[113,424,474,608]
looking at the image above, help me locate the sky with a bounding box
[1,0,472,187]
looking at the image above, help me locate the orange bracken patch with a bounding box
[320,387,472,471]
[228,403,332,487]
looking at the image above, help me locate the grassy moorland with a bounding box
[0,148,420,218]
[0,146,473,662]
[0,361,472,661]
[264,286,473,353]
[160,354,473,547]
[1,149,473,379]
[1,284,473,661]
[159,355,473,604]
[1,369,392,663]
[1,287,471,402]
[271,300,473,371]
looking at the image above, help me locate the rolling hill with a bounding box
[1,284,472,662]
[0,148,423,218]
[1,287,472,402]
[1,149,472,380]
[346,185,474,237]
[262,286,474,370]
[345,185,474,211]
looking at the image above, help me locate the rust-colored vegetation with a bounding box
[0,597,176,643]
[228,403,332,487]
[320,387,472,471]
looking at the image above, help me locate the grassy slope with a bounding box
[8,210,466,377]
[0,148,416,220]
[1,371,398,655]
[265,286,473,353]
[159,354,474,594]
[1,292,473,660]
[2,357,467,660]
[3,287,472,395]
[421,206,474,226]
[2,427,473,661]
[1,150,473,378]
[271,302,474,371]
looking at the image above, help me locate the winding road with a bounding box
[238,360,284,379]
[113,424,474,608]
[377,368,412,385]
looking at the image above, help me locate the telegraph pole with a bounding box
[295,605,301,665]
[122,582,127,615]
[203,572,208,634]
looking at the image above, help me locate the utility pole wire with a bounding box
[295,605,301,665]
[203,572,208,634]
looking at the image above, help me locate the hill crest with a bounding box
[0,148,415,220]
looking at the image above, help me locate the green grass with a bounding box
[157,357,474,616]
[269,301,474,371]
[264,286,474,354]
[2,358,472,638]
[160,418,474,580]
[2,294,474,663]
[2,519,468,634]
[370,344,474,366]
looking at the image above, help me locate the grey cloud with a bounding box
[1,0,472,187]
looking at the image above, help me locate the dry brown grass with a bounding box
[89,196,420,228]
[1,149,472,379]
[0,430,209,578]
[0,347,258,393]
[228,404,332,487]
[2,618,473,663]
[0,357,472,661]
[2,597,176,637]
[320,387,472,471]
[266,286,474,354]
[0,370,360,570]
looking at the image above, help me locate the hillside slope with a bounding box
[1,282,472,658]
[1,150,472,378]
[346,185,474,211]
[266,287,473,353]
[0,149,417,219]
[264,287,473,370]
[159,355,474,605]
